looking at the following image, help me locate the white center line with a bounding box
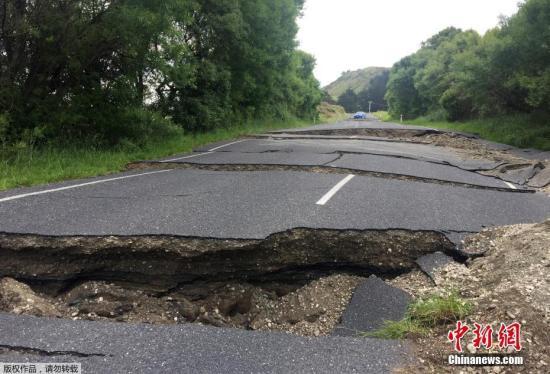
[163,152,210,162]
[162,139,249,162]
[207,139,248,152]
[0,169,172,203]
[504,181,517,190]
[316,174,355,206]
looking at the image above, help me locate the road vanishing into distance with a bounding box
[1,116,549,372]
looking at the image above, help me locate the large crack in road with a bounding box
[127,161,527,192]
[0,229,457,335]
[0,229,457,290]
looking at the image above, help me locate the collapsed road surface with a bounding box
[1,116,549,373]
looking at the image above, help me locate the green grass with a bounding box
[365,293,472,340]
[373,111,550,151]
[372,111,392,122]
[366,319,429,339]
[0,118,312,191]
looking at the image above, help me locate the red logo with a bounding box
[498,322,522,351]
[472,323,493,349]
[448,321,470,353]
[448,321,522,352]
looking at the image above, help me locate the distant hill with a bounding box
[324,67,390,100]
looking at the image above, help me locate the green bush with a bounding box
[385,0,550,123]
[0,0,321,147]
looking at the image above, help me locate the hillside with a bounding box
[324,67,390,100]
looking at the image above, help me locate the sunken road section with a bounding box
[0,229,456,292]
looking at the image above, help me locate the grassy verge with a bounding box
[373,111,550,151]
[365,293,472,339]
[372,111,392,122]
[0,118,311,191]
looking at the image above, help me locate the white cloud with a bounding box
[297,0,521,85]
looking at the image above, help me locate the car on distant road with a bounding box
[353,111,367,119]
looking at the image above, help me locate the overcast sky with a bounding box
[297,0,521,86]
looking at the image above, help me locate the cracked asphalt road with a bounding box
[1,117,549,373]
[0,313,411,373]
[0,169,548,240]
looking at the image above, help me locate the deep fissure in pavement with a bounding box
[0,229,458,335]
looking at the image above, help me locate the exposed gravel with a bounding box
[0,274,365,337]
[249,275,364,336]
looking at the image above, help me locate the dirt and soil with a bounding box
[0,273,364,337]
[391,220,550,373]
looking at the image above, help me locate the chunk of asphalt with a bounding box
[332,275,412,337]
[497,163,544,185]
[528,166,550,188]
[415,252,455,280]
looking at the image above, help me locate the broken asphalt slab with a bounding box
[0,313,411,373]
[328,153,511,189]
[483,162,545,185]
[143,141,517,190]
[191,138,505,172]
[333,275,412,337]
[528,165,550,188]
[144,150,514,190]
[416,252,455,280]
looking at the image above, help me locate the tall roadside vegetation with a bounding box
[385,0,550,124]
[0,0,322,148]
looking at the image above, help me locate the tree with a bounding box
[337,89,359,112]
[385,0,550,121]
[385,56,426,118]
[0,0,321,145]
[356,70,389,112]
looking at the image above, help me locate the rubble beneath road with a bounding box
[0,273,364,336]
[0,278,61,317]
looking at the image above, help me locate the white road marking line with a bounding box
[316,174,355,206]
[162,139,249,162]
[208,139,249,152]
[504,181,517,190]
[163,152,210,162]
[0,170,173,203]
